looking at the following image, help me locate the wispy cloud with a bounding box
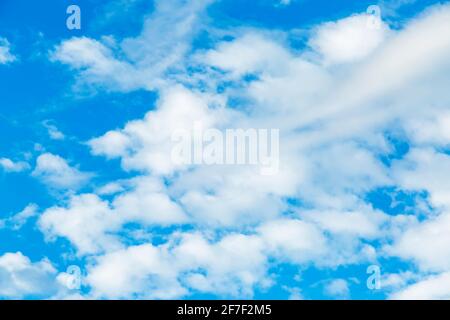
[0,37,16,64]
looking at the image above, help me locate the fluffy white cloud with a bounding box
[258,219,327,264]
[52,37,138,91]
[324,279,350,299]
[390,272,450,300]
[112,176,187,225]
[385,148,450,272]
[39,194,122,255]
[89,86,220,175]
[87,231,270,299]
[381,270,419,291]
[87,243,186,299]
[84,216,378,298]
[405,111,450,147]
[309,14,390,65]
[32,153,92,190]
[0,252,57,299]
[41,1,450,299]
[173,233,270,297]
[388,211,450,272]
[38,176,187,255]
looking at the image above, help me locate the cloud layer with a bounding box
[2,0,450,299]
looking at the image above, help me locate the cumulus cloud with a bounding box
[390,272,450,300]
[37,1,450,299]
[38,194,123,255]
[0,252,57,299]
[87,231,269,299]
[32,153,92,190]
[87,243,187,299]
[309,13,390,65]
[86,220,329,298]
[38,176,187,255]
[88,86,221,175]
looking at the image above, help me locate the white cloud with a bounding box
[381,271,418,291]
[52,37,138,91]
[284,287,303,300]
[0,252,57,299]
[32,153,92,190]
[309,14,390,65]
[39,194,123,255]
[0,158,29,173]
[0,38,16,64]
[300,208,388,239]
[324,279,350,299]
[1,204,39,230]
[392,148,450,209]
[390,272,450,300]
[84,216,377,298]
[112,176,187,225]
[87,243,187,299]
[174,232,270,297]
[203,33,292,77]
[43,121,65,140]
[388,211,450,272]
[405,110,450,147]
[87,231,270,299]
[175,164,296,226]
[89,86,220,175]
[38,176,186,255]
[96,181,125,196]
[41,2,450,299]
[52,0,213,91]
[384,148,450,272]
[258,219,327,264]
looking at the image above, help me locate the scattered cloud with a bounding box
[52,0,213,92]
[0,204,39,230]
[2,0,450,300]
[390,272,450,300]
[32,153,92,190]
[43,121,65,140]
[0,158,30,173]
[0,252,58,299]
[0,37,16,64]
[62,2,450,298]
[324,279,351,299]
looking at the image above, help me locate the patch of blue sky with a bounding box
[366,187,430,216]
[209,0,376,29]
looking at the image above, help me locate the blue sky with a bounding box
[1,0,450,300]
